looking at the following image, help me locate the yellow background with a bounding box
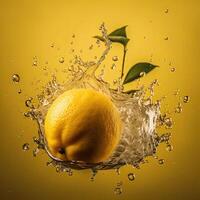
[0,0,199,199]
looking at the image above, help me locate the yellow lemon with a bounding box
[44,88,122,163]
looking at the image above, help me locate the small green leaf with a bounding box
[93,25,129,46]
[109,26,128,37]
[123,62,158,84]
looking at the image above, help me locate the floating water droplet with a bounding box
[18,89,22,94]
[114,182,122,195]
[111,63,116,70]
[24,112,31,118]
[59,57,65,63]
[166,144,173,152]
[175,104,182,113]
[22,143,29,151]
[50,43,54,48]
[114,187,122,195]
[112,56,118,62]
[164,37,168,40]
[32,60,37,66]
[12,74,20,83]
[128,173,135,181]
[158,159,164,165]
[140,71,146,77]
[33,148,39,157]
[170,67,176,72]
[174,89,180,96]
[164,117,173,128]
[183,95,190,103]
[113,79,117,85]
[165,9,169,13]
[72,34,75,38]
[89,45,93,50]
[25,98,33,108]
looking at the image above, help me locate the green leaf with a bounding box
[93,25,129,46]
[123,62,158,84]
[109,26,128,37]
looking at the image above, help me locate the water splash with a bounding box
[19,24,177,173]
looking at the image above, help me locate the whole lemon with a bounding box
[44,88,121,163]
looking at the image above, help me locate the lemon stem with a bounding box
[121,46,127,79]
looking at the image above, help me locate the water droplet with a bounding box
[12,74,20,83]
[114,187,122,195]
[164,117,173,128]
[50,43,54,48]
[113,79,117,85]
[183,95,190,103]
[111,63,116,70]
[32,60,37,66]
[24,112,31,118]
[59,57,65,63]
[112,56,118,62]
[166,144,173,152]
[164,37,168,40]
[22,143,29,151]
[140,71,146,77]
[33,148,39,157]
[128,173,135,181]
[89,45,93,50]
[158,159,164,165]
[25,98,33,108]
[174,89,180,96]
[72,34,75,38]
[114,182,123,195]
[165,9,169,13]
[175,105,182,113]
[170,67,176,72]
[18,89,22,94]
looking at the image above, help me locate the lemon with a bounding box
[44,88,122,163]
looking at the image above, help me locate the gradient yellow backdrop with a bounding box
[0,0,200,200]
